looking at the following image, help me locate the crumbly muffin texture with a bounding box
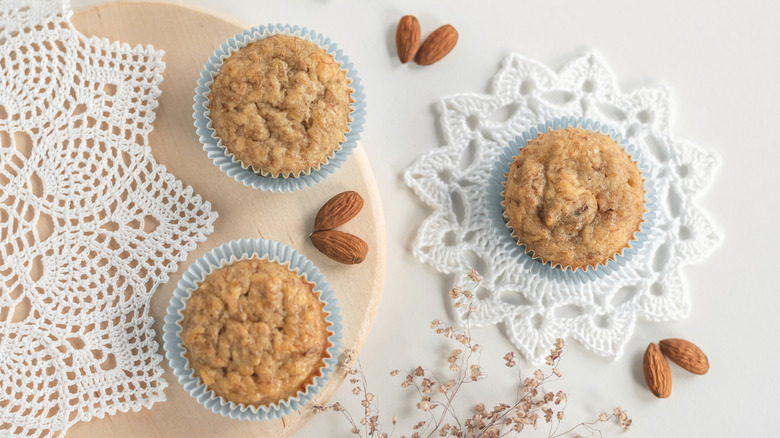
[503,127,645,269]
[209,34,352,177]
[180,258,329,406]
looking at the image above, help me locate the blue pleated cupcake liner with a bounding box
[487,116,657,284]
[193,23,367,192]
[162,238,343,420]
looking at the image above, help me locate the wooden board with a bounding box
[67,1,385,436]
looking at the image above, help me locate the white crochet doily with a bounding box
[0,1,218,436]
[405,52,721,363]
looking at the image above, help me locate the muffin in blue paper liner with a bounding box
[486,116,657,284]
[193,23,367,192]
[162,238,342,421]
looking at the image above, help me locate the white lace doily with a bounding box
[405,52,721,363]
[0,1,218,436]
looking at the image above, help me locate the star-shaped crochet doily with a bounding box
[405,52,721,363]
[0,1,217,436]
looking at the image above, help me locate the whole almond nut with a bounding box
[310,230,368,265]
[643,342,672,398]
[396,15,421,64]
[415,24,458,66]
[314,191,364,231]
[659,338,709,375]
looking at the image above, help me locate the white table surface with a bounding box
[69,0,780,436]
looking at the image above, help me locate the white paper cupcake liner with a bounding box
[162,238,343,420]
[487,116,657,284]
[193,23,367,192]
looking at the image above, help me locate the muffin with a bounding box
[180,257,330,406]
[208,34,352,178]
[503,127,645,270]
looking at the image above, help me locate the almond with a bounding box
[310,230,368,265]
[659,338,709,375]
[415,24,458,66]
[314,191,364,231]
[643,342,671,398]
[396,15,421,64]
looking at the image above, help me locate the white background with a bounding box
[70,0,780,436]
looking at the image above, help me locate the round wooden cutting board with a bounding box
[68,1,385,437]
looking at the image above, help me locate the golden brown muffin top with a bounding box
[503,127,645,269]
[180,257,329,406]
[209,34,352,177]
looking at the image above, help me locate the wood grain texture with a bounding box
[68,1,385,436]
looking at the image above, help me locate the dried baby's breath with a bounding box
[317,270,631,437]
[504,352,516,368]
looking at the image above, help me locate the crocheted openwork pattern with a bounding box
[0,1,217,436]
[406,52,721,363]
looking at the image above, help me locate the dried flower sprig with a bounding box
[315,271,631,437]
[313,349,395,437]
